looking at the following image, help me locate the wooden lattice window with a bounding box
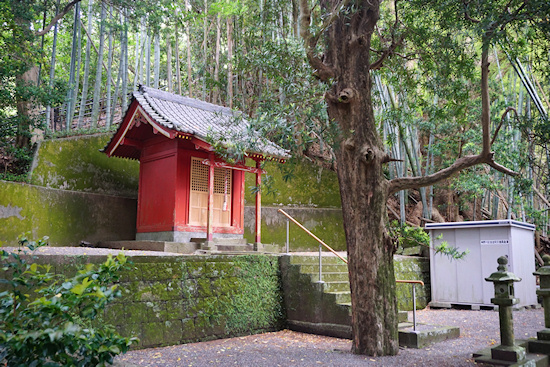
[190,158,209,192]
[189,157,232,227]
[214,167,232,195]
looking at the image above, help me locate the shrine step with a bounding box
[97,240,199,254]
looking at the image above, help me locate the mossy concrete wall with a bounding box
[15,253,285,349]
[30,134,139,198]
[0,181,137,246]
[244,160,341,208]
[244,207,346,252]
[394,255,431,310]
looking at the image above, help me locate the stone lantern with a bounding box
[484,256,525,363]
[529,254,550,354]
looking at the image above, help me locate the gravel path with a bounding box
[115,308,545,367]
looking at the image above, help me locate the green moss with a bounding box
[244,207,347,252]
[394,256,430,310]
[3,252,285,349]
[164,320,183,345]
[0,181,137,246]
[30,134,139,197]
[140,322,165,347]
[244,159,341,208]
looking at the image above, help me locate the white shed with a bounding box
[426,220,537,309]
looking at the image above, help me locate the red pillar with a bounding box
[255,160,262,245]
[206,153,215,243]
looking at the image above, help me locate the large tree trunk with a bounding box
[322,0,399,356]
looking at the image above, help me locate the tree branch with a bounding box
[481,46,491,156]
[370,35,404,70]
[388,153,519,195]
[491,107,519,145]
[370,2,402,70]
[35,0,81,37]
[462,0,481,23]
[299,0,336,81]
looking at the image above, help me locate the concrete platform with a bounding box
[473,340,549,366]
[398,323,460,349]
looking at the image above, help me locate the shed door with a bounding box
[189,158,232,227]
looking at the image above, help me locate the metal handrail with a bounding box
[278,209,346,283]
[278,208,424,330]
[278,209,348,264]
[396,280,425,331]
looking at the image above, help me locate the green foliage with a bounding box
[223,255,285,332]
[389,221,430,251]
[0,235,137,366]
[389,221,469,260]
[434,240,469,261]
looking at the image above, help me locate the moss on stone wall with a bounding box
[244,207,346,252]
[244,160,341,208]
[394,255,431,310]
[0,181,136,246]
[5,253,286,350]
[30,134,139,197]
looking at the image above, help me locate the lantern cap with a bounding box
[534,254,550,276]
[485,256,521,283]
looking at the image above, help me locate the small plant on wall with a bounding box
[0,235,137,366]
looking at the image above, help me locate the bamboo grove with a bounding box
[1,0,549,236]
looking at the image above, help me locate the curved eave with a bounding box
[103,103,176,159]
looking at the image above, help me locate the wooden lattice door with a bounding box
[189,158,232,227]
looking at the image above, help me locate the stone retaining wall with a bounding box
[12,253,285,349]
[0,251,428,349]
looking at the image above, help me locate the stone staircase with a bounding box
[281,254,458,347]
[280,254,354,338]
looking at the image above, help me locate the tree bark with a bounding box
[91,2,106,126]
[15,66,40,149]
[77,0,94,128]
[319,0,399,356]
[212,14,221,104]
[185,0,192,97]
[175,19,182,95]
[105,6,113,127]
[226,16,233,108]
[153,32,160,89]
[167,32,172,92]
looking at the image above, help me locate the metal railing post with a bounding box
[318,244,323,283]
[412,284,417,331]
[286,218,289,254]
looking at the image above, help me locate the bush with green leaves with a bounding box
[390,221,469,260]
[0,236,137,366]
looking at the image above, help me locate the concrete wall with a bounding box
[0,181,137,246]
[29,134,139,197]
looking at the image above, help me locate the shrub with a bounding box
[0,235,137,366]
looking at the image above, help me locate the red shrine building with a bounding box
[103,86,287,245]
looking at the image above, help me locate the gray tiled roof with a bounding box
[134,86,289,158]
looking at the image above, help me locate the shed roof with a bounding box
[103,85,289,160]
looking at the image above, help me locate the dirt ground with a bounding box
[115,307,545,367]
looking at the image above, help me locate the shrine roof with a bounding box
[103,85,289,160]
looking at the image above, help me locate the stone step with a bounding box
[215,243,255,252]
[289,255,347,265]
[323,281,351,293]
[300,264,349,273]
[308,272,350,283]
[326,291,351,304]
